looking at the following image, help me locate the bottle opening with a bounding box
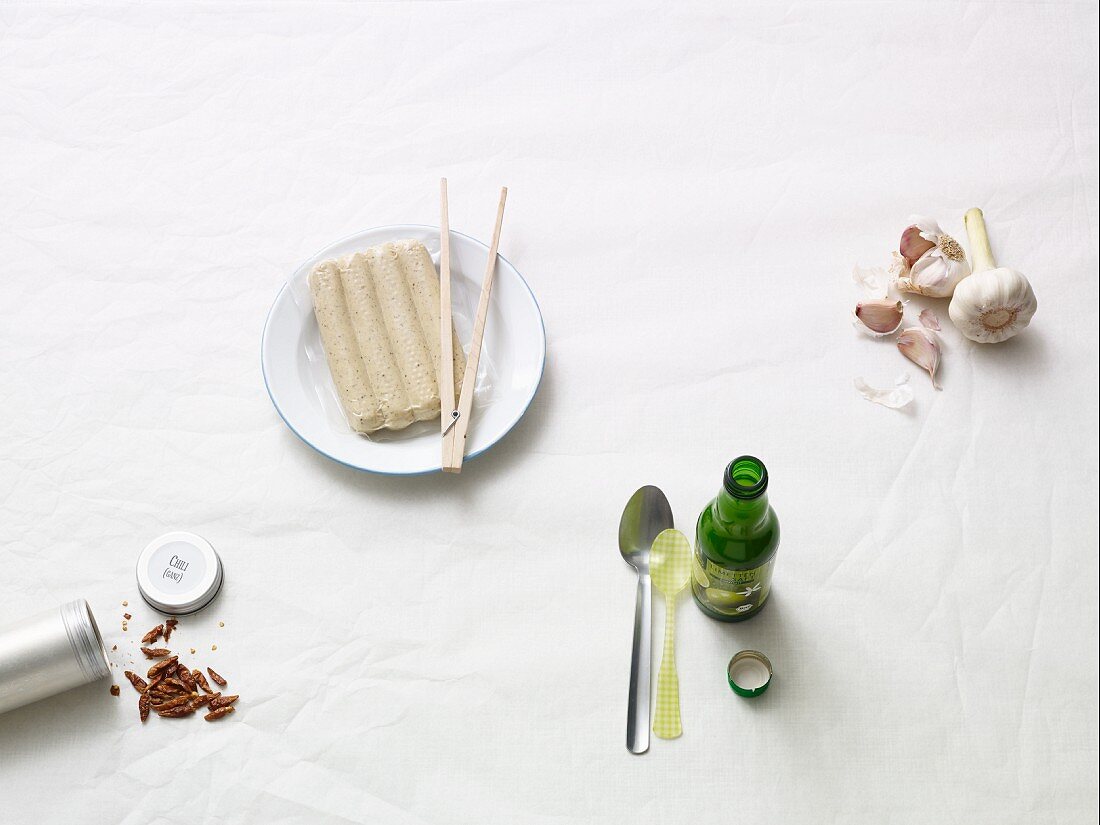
[723,456,768,499]
[60,599,111,683]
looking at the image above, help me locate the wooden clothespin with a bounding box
[440,179,508,473]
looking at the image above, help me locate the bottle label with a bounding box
[692,549,774,617]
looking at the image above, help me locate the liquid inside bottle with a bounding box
[692,456,780,622]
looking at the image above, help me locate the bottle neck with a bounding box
[714,487,769,524]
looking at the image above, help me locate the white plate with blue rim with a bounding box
[262,224,545,475]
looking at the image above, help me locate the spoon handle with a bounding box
[626,571,651,754]
[653,593,681,739]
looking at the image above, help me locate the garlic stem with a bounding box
[964,207,997,273]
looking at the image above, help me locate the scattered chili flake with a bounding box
[109,685,120,696]
[206,668,227,687]
[189,648,196,655]
[164,618,179,642]
[123,613,132,621]
[211,644,218,651]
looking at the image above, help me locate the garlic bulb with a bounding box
[948,208,1037,343]
[893,216,971,298]
[897,327,941,389]
[854,299,904,336]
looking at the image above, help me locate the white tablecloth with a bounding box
[2,2,1097,822]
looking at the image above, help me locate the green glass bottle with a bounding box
[692,456,779,622]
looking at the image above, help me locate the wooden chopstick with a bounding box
[439,179,457,468]
[442,186,508,473]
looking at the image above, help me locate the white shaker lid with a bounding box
[136,532,223,615]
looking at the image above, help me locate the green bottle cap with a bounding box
[727,650,773,697]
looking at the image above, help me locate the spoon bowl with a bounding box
[619,486,674,572]
[651,529,692,597]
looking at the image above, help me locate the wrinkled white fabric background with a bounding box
[1,2,1097,823]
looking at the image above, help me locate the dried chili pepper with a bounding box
[192,669,213,694]
[147,656,178,680]
[208,694,238,711]
[177,667,197,692]
[141,625,164,645]
[124,670,149,693]
[157,704,196,718]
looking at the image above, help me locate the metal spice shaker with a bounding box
[0,599,111,715]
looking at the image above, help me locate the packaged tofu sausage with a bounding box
[308,240,466,434]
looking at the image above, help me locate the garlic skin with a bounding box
[854,299,904,336]
[948,208,1038,343]
[918,308,941,331]
[854,374,914,409]
[894,216,971,298]
[897,327,941,389]
[852,265,888,299]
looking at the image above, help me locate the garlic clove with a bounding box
[897,327,941,389]
[900,224,935,265]
[919,308,941,331]
[854,374,914,409]
[854,299,904,336]
[894,217,971,298]
[896,246,970,298]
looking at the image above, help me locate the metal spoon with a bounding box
[619,486,674,754]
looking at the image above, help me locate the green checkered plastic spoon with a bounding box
[650,528,691,739]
